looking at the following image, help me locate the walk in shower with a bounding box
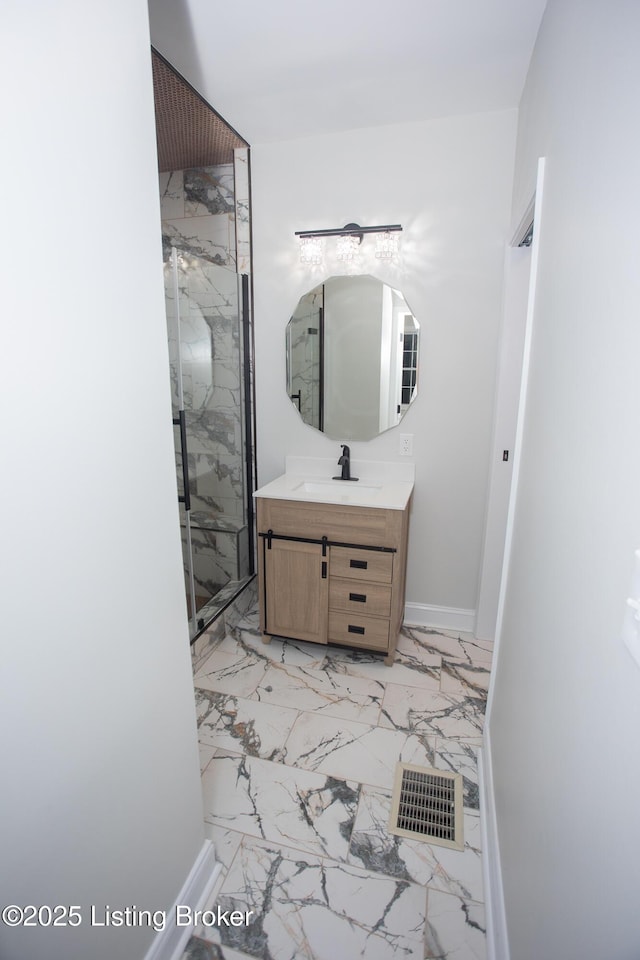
[164,251,253,638]
[153,50,255,640]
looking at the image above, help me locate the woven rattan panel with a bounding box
[152,51,247,172]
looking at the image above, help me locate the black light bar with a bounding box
[295,222,402,240]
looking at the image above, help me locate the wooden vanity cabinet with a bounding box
[263,537,328,645]
[256,496,410,665]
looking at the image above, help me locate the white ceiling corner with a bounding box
[148,0,548,145]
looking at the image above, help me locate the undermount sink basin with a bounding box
[292,479,382,502]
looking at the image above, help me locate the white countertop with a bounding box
[254,457,415,511]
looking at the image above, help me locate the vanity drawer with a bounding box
[329,579,392,618]
[328,611,390,651]
[330,547,393,583]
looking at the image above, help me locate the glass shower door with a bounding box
[165,247,251,638]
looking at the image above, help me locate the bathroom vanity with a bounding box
[254,458,414,665]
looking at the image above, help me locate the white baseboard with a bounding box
[478,732,510,960]
[404,602,476,634]
[144,839,221,960]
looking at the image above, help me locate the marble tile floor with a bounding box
[182,603,493,960]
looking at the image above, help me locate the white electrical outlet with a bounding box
[400,434,413,456]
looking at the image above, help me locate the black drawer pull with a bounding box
[349,592,367,603]
[348,624,365,635]
[350,559,368,569]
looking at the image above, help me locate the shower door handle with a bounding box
[173,410,191,512]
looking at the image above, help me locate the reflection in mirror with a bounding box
[286,275,419,441]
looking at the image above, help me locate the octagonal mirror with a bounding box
[286,275,419,441]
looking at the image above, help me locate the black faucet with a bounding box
[333,444,358,481]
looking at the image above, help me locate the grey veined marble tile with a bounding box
[159,170,184,220]
[163,216,233,267]
[182,936,254,960]
[213,622,327,670]
[425,890,487,960]
[320,643,441,691]
[201,752,360,862]
[203,823,243,879]
[195,689,299,762]
[252,660,384,725]
[400,624,494,665]
[282,711,437,791]
[199,741,217,774]
[432,739,482,811]
[195,825,244,914]
[192,616,226,673]
[194,645,269,699]
[380,684,485,741]
[210,836,427,959]
[221,584,257,637]
[184,165,235,217]
[182,936,221,960]
[348,786,484,904]
[440,660,491,701]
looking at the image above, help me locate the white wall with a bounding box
[0,3,204,958]
[251,111,517,615]
[489,2,640,957]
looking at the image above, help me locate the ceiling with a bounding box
[148,0,548,147]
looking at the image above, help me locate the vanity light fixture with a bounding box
[336,228,361,262]
[299,235,324,265]
[295,222,402,265]
[375,230,400,260]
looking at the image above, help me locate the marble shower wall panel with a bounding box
[160,155,253,629]
[164,265,180,412]
[188,525,243,596]
[190,451,245,520]
[176,259,244,518]
[234,149,251,274]
[185,167,235,218]
[190,580,258,674]
[160,164,236,267]
[230,150,252,532]
[158,171,184,221]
